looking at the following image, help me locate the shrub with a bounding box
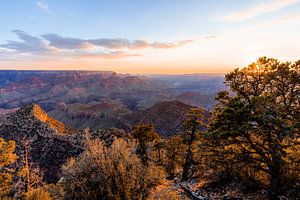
[25,188,52,200]
[61,139,165,200]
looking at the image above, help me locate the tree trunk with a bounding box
[169,152,176,178]
[182,125,196,181]
[24,144,31,193]
[268,165,281,200]
[182,150,192,181]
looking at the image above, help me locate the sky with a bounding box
[0,0,299,74]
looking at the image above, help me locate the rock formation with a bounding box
[0,103,82,182]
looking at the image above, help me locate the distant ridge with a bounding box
[126,100,194,136]
[0,69,115,73]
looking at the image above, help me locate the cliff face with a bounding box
[0,70,115,89]
[48,101,131,130]
[0,103,82,183]
[0,71,222,132]
[0,70,170,111]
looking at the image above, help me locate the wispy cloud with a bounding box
[0,30,51,53]
[42,34,194,50]
[242,13,300,32]
[36,1,52,14]
[81,51,140,59]
[233,13,300,34]
[0,30,197,60]
[252,13,300,29]
[42,34,89,49]
[223,0,299,21]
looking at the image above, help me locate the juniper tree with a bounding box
[207,57,300,199]
[181,108,207,181]
[131,124,160,165]
[164,135,185,178]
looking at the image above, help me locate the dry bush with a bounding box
[25,188,52,200]
[0,138,17,199]
[148,187,183,200]
[61,139,165,200]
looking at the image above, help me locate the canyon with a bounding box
[0,70,224,133]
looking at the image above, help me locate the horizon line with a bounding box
[0,69,226,76]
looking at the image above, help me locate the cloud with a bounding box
[92,39,193,49]
[88,38,152,49]
[42,34,90,49]
[235,13,300,33]
[81,51,140,59]
[0,30,51,53]
[36,1,52,14]
[223,0,299,21]
[253,13,300,29]
[205,35,219,39]
[150,40,194,49]
[42,34,194,50]
[0,30,196,60]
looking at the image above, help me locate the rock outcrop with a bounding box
[0,103,82,183]
[0,103,130,183]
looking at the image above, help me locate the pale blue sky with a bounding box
[0,0,299,73]
[0,1,246,40]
